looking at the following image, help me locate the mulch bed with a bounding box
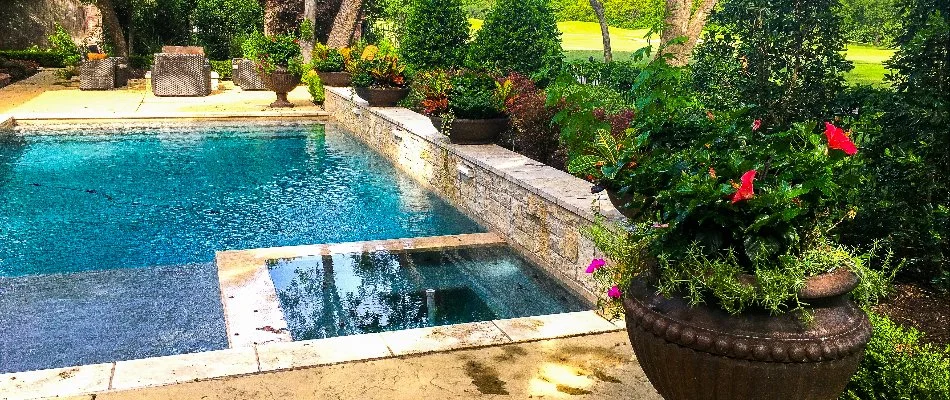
[874,282,950,347]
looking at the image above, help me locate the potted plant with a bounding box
[349,43,409,107]
[574,113,897,398]
[312,43,351,87]
[411,69,511,144]
[243,31,304,108]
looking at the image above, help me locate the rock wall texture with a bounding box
[325,87,624,303]
[0,0,101,50]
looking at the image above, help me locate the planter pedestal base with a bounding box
[270,92,294,108]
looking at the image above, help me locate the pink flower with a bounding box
[731,170,757,204]
[586,258,606,274]
[607,285,622,299]
[751,119,762,131]
[824,122,858,156]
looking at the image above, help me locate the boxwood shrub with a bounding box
[399,0,470,70]
[468,0,563,78]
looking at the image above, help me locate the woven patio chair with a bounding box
[151,47,212,97]
[232,58,266,90]
[79,57,120,90]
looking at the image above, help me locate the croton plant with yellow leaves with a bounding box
[348,41,407,88]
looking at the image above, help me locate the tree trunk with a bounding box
[96,0,128,56]
[590,0,612,62]
[260,0,304,35]
[302,0,316,62]
[326,0,363,47]
[659,0,718,66]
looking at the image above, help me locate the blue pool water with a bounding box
[0,122,485,373]
[0,123,482,277]
[269,246,588,341]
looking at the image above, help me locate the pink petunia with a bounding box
[607,285,622,299]
[586,258,606,274]
[731,170,757,204]
[824,122,858,156]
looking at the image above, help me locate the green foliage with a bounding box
[46,24,81,67]
[192,0,264,60]
[311,45,347,72]
[209,60,233,80]
[400,0,470,70]
[842,312,950,399]
[408,69,507,119]
[348,42,408,88]
[0,51,66,68]
[302,70,326,104]
[120,0,195,55]
[836,7,950,285]
[468,0,563,78]
[694,0,853,128]
[563,58,641,93]
[549,0,664,30]
[129,55,153,70]
[839,0,901,46]
[504,72,565,168]
[242,32,304,75]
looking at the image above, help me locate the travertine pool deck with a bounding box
[0,69,327,120]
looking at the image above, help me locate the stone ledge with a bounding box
[0,114,14,129]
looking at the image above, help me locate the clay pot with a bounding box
[429,116,509,145]
[260,67,301,108]
[354,86,410,107]
[317,71,352,87]
[622,268,871,400]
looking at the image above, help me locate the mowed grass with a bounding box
[470,20,894,86]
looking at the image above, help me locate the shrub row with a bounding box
[0,51,67,68]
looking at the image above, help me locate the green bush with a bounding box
[468,0,563,78]
[0,51,65,68]
[563,59,641,93]
[694,0,853,128]
[209,60,233,80]
[400,0,470,70]
[302,70,326,104]
[129,55,154,70]
[192,0,264,60]
[47,24,82,67]
[842,312,950,399]
[839,0,901,46]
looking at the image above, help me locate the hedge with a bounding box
[0,51,67,68]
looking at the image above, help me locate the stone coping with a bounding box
[216,233,508,348]
[0,114,13,130]
[0,311,622,399]
[325,87,622,225]
[12,111,328,123]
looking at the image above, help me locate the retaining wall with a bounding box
[325,87,621,303]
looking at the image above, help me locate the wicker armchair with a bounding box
[151,52,212,97]
[80,57,128,90]
[232,58,266,90]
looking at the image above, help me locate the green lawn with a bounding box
[470,20,894,86]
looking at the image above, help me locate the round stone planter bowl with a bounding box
[622,268,872,400]
[317,71,352,87]
[354,86,410,107]
[260,67,301,108]
[429,116,509,145]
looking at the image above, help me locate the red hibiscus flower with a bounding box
[751,119,762,131]
[731,170,757,204]
[824,122,858,156]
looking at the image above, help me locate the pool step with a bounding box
[215,233,506,349]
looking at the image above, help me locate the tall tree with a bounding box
[590,0,612,62]
[326,0,363,46]
[659,0,718,66]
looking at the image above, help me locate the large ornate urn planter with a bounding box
[354,86,409,107]
[606,189,640,220]
[623,268,871,400]
[260,67,301,108]
[317,71,352,87]
[429,116,509,145]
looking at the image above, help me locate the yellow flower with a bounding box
[361,45,379,61]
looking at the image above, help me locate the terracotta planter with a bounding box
[429,116,509,145]
[622,268,871,400]
[317,71,352,87]
[354,86,409,107]
[260,67,301,108]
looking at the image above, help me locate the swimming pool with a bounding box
[0,122,483,372]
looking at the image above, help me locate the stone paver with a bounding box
[91,331,661,400]
[493,311,622,342]
[257,333,392,372]
[380,321,511,356]
[110,347,259,391]
[0,363,112,400]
